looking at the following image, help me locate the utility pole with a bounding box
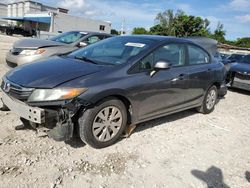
[121,17,125,35]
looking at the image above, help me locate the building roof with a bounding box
[7,1,42,5]
[2,15,51,24]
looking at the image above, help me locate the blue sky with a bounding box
[4,0,250,40]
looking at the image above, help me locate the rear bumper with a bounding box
[232,78,250,91]
[231,73,250,91]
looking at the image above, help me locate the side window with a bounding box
[188,45,210,65]
[84,36,101,45]
[139,53,154,71]
[138,43,185,72]
[154,44,185,67]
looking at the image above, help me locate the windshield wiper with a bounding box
[74,56,98,64]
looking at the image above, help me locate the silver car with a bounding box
[6,31,112,67]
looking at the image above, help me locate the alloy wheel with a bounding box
[92,106,123,142]
[206,89,217,110]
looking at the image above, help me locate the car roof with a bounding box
[118,35,218,55]
[122,35,179,41]
[67,31,112,36]
[116,35,198,44]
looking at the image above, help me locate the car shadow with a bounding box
[245,171,250,182]
[64,136,86,148]
[229,88,250,95]
[191,166,230,188]
[134,109,197,134]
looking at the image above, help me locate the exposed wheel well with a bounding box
[212,82,221,90]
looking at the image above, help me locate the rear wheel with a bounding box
[197,85,218,114]
[78,98,127,148]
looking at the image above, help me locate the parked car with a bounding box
[5,25,35,37]
[1,35,227,148]
[6,31,112,68]
[220,53,230,60]
[226,54,250,91]
[226,53,245,63]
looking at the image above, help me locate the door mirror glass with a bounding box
[150,61,171,77]
[79,42,88,47]
[154,61,171,70]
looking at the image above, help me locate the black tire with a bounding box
[78,98,127,148]
[197,85,218,114]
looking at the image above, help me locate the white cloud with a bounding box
[58,0,157,31]
[235,14,250,23]
[59,0,85,9]
[176,3,191,12]
[229,0,250,9]
[219,0,250,12]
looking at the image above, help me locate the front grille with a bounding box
[1,78,34,101]
[235,72,250,80]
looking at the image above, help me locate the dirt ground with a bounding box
[0,34,250,188]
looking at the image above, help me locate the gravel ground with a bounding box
[0,34,250,188]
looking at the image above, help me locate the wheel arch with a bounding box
[85,90,134,124]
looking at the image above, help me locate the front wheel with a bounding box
[197,85,218,114]
[78,98,127,148]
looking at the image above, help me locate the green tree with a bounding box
[154,9,177,35]
[174,15,210,37]
[149,24,167,35]
[151,9,210,37]
[132,27,148,35]
[211,22,226,43]
[235,37,250,48]
[111,29,119,35]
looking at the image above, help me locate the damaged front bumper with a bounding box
[0,89,84,141]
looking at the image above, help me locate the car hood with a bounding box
[13,38,66,49]
[230,62,250,73]
[6,56,104,88]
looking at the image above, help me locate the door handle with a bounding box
[171,74,185,81]
[179,74,185,80]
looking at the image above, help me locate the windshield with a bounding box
[68,36,153,65]
[50,31,87,44]
[240,55,250,64]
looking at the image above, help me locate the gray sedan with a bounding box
[5,31,112,67]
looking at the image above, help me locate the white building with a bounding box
[2,1,111,34]
[0,3,8,26]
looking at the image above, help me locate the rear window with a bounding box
[188,45,210,65]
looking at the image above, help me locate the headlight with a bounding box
[28,88,87,102]
[20,49,46,56]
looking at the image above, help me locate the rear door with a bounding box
[186,44,212,105]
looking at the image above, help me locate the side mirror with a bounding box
[154,61,171,70]
[78,42,88,47]
[150,61,171,77]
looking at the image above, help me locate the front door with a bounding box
[130,43,189,121]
